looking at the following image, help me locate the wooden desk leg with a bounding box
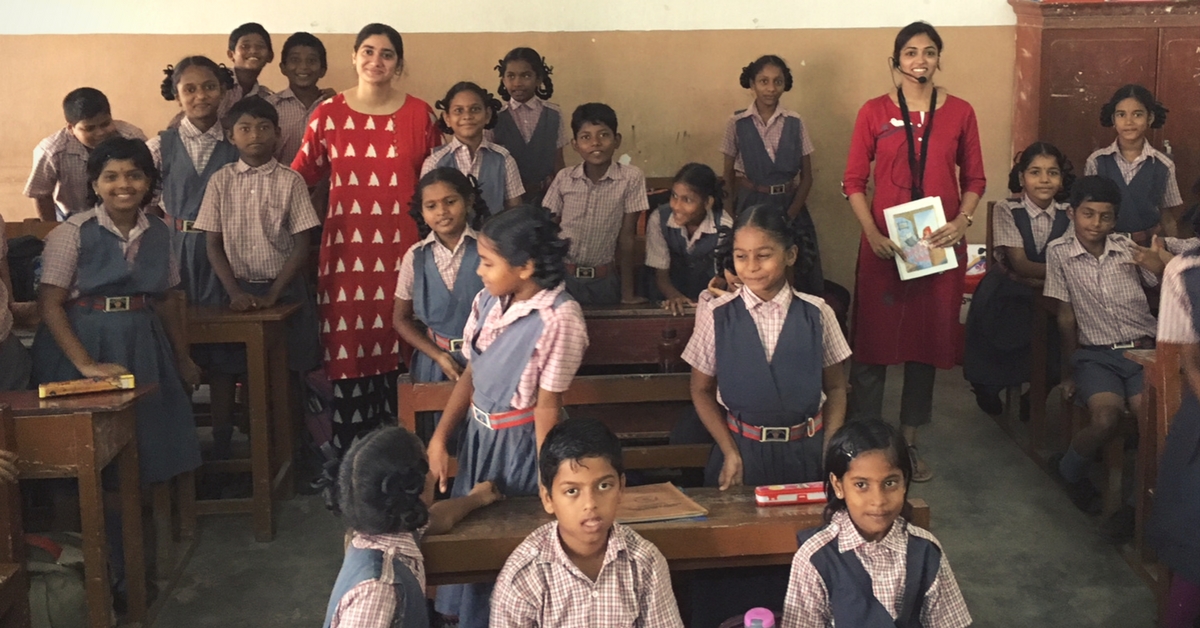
[75,418,112,628]
[246,327,275,542]
[117,422,147,623]
[1029,308,1048,455]
[269,325,295,501]
[178,470,196,540]
[1135,381,1156,562]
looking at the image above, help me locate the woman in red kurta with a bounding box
[292,23,441,459]
[843,21,986,481]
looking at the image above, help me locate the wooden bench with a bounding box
[581,304,694,368]
[396,372,711,472]
[423,486,930,585]
[0,404,31,628]
[4,219,57,241]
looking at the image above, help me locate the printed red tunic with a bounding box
[293,94,441,380]
[843,93,986,369]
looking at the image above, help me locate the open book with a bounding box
[616,483,708,524]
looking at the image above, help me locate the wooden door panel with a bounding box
[1156,27,1200,207]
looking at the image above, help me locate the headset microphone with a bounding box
[902,70,928,84]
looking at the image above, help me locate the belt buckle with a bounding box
[1112,341,1136,350]
[471,406,495,430]
[104,296,131,312]
[760,427,790,443]
[448,339,464,353]
[182,220,196,232]
[768,184,787,195]
[805,417,817,438]
[575,266,596,279]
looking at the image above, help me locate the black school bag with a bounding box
[7,235,44,302]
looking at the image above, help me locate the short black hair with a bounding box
[539,417,624,490]
[337,427,430,534]
[1008,141,1075,202]
[892,21,943,67]
[63,88,111,125]
[222,95,279,129]
[570,102,618,137]
[229,22,274,59]
[85,137,160,208]
[739,55,794,91]
[1069,175,1122,213]
[1100,84,1168,129]
[281,32,327,70]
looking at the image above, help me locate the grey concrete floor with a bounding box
[153,366,1155,627]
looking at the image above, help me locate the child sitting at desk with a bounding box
[542,103,649,306]
[490,417,683,628]
[1045,176,1163,526]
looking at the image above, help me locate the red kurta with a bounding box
[292,94,441,380]
[843,93,986,369]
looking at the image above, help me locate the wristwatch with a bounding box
[961,213,974,227]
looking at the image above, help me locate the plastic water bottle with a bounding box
[743,607,775,628]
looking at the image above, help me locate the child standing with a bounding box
[267,32,330,165]
[193,96,322,459]
[1085,84,1182,243]
[24,88,146,221]
[721,55,822,294]
[324,426,500,628]
[491,418,683,628]
[427,205,587,628]
[782,419,972,628]
[423,82,524,213]
[489,47,568,204]
[643,162,732,312]
[543,103,649,305]
[393,168,490,439]
[1046,176,1162,519]
[964,142,1074,415]
[167,23,275,129]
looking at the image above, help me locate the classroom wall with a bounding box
[0,2,1018,291]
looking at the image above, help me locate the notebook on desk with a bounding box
[616,482,708,524]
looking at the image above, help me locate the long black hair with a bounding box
[892,21,943,69]
[1100,84,1168,129]
[85,137,160,208]
[496,47,554,101]
[1008,141,1075,203]
[408,167,492,239]
[739,55,794,91]
[480,205,570,290]
[434,82,502,135]
[822,419,914,524]
[160,55,234,102]
[714,204,816,281]
[672,162,725,217]
[337,427,430,534]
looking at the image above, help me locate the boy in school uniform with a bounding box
[24,87,146,221]
[1046,176,1163,519]
[542,103,649,306]
[0,214,31,391]
[267,32,330,165]
[193,96,322,458]
[490,417,684,628]
[168,23,275,129]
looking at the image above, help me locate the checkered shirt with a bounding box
[420,137,525,203]
[720,104,814,176]
[0,215,11,341]
[644,206,733,270]
[992,196,1069,256]
[192,159,321,281]
[782,510,972,628]
[23,121,147,219]
[543,163,649,266]
[147,116,229,178]
[266,89,326,165]
[484,98,570,148]
[329,529,427,628]
[1158,253,1200,344]
[394,227,479,300]
[1044,232,1159,346]
[1163,237,1200,257]
[490,521,683,628]
[461,282,587,409]
[1084,141,1183,208]
[40,208,180,299]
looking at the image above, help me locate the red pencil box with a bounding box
[755,482,827,507]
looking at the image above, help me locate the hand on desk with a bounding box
[0,450,18,483]
[717,452,744,491]
[661,295,695,317]
[468,480,503,507]
[78,362,130,379]
[621,295,650,305]
[435,353,463,381]
[228,290,256,312]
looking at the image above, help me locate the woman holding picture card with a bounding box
[842,20,985,481]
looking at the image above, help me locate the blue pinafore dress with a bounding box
[1095,152,1170,235]
[648,204,723,301]
[435,288,573,627]
[410,237,483,439]
[436,148,507,215]
[492,105,561,204]
[323,543,428,628]
[30,214,202,484]
[734,115,823,294]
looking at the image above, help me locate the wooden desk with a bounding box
[423,486,930,585]
[188,304,299,542]
[582,304,694,367]
[0,388,154,628]
[0,404,31,628]
[1125,347,1182,562]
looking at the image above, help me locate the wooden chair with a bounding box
[0,404,31,628]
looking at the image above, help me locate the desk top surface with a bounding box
[0,385,155,416]
[1125,348,1156,368]
[582,303,695,319]
[188,303,300,323]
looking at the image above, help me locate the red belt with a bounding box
[471,405,536,430]
[726,413,822,442]
[169,217,201,232]
[566,263,612,279]
[738,177,796,196]
[72,295,151,312]
[426,328,464,353]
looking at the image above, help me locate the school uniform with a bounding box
[782,510,972,628]
[0,215,31,391]
[1085,140,1183,235]
[167,83,273,130]
[543,162,649,305]
[487,98,569,204]
[643,204,733,300]
[420,137,524,214]
[490,521,684,628]
[1044,232,1158,404]
[964,196,1070,391]
[435,282,588,628]
[393,227,483,439]
[30,208,202,484]
[324,529,429,628]
[23,121,147,221]
[720,105,822,293]
[192,158,323,374]
[266,88,326,165]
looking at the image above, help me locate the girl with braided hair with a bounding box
[423,81,524,212]
[488,47,568,204]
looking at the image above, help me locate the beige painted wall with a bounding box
[0,27,1015,289]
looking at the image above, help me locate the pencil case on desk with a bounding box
[755,482,826,507]
[38,374,135,399]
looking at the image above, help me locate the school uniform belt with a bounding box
[726,413,822,442]
[169,217,201,233]
[426,328,464,353]
[470,404,536,430]
[738,177,796,197]
[566,263,612,279]
[1080,337,1155,351]
[71,295,151,312]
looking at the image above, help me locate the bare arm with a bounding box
[1163,204,1185,238]
[38,284,128,378]
[205,232,252,311]
[158,289,201,386]
[534,388,563,454]
[426,480,501,536]
[392,297,461,381]
[429,364,474,492]
[618,212,644,304]
[32,197,57,222]
[504,196,522,210]
[690,370,741,489]
[820,361,848,452]
[655,268,693,316]
[1057,300,1078,399]
[787,154,815,220]
[1002,246,1047,281]
[262,231,310,308]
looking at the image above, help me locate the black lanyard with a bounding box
[897,87,938,201]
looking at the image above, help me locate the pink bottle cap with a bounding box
[743,607,775,628]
